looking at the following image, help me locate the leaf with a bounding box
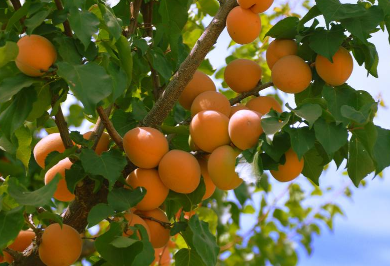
[234,182,250,206]
[265,17,299,39]
[131,98,148,121]
[286,127,316,160]
[54,36,82,64]
[8,176,60,207]
[37,211,63,226]
[115,36,133,86]
[309,25,345,61]
[0,42,18,68]
[27,86,52,121]
[110,236,138,248]
[131,225,155,266]
[261,132,291,162]
[175,248,206,266]
[15,126,32,168]
[6,1,31,31]
[88,203,115,228]
[314,118,348,156]
[24,9,51,34]
[379,0,390,16]
[315,0,367,25]
[261,111,291,135]
[68,7,100,49]
[0,206,25,249]
[98,4,122,41]
[65,161,87,194]
[292,103,322,128]
[148,48,172,82]
[57,62,112,115]
[80,149,127,189]
[111,109,137,137]
[372,126,390,174]
[107,187,146,212]
[0,74,38,103]
[108,62,127,102]
[341,103,376,124]
[165,180,205,215]
[197,0,219,16]
[302,147,324,185]
[298,5,321,30]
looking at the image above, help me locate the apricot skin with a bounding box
[83,131,110,155]
[126,168,169,211]
[227,6,261,44]
[158,150,201,194]
[179,70,216,110]
[190,110,230,153]
[270,149,304,182]
[198,158,216,200]
[224,59,262,93]
[123,212,151,240]
[4,230,35,263]
[208,145,243,190]
[315,47,353,86]
[246,96,282,115]
[123,127,169,169]
[136,209,170,248]
[191,91,231,117]
[238,0,274,13]
[33,133,66,169]
[266,39,298,70]
[39,223,82,266]
[271,55,312,94]
[229,110,263,151]
[230,104,249,118]
[45,158,75,202]
[152,246,171,266]
[16,35,57,77]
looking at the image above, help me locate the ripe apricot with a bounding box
[270,149,304,182]
[152,246,171,266]
[123,212,151,240]
[246,96,282,115]
[229,110,263,150]
[83,131,110,155]
[191,91,231,117]
[208,145,243,190]
[230,104,249,118]
[123,127,169,169]
[126,168,169,211]
[238,0,274,13]
[136,209,170,248]
[4,230,35,263]
[189,110,230,153]
[224,59,262,93]
[34,133,66,168]
[315,47,353,86]
[198,158,216,200]
[39,223,82,266]
[158,150,201,194]
[45,158,75,202]
[226,6,261,44]
[16,35,57,77]
[266,39,298,70]
[271,55,312,94]
[179,70,216,110]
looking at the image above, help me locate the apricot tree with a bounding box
[0,0,390,265]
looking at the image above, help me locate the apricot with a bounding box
[39,223,82,266]
[246,96,282,115]
[126,168,169,211]
[266,39,298,70]
[34,133,66,168]
[226,6,261,44]
[191,91,231,117]
[15,35,57,77]
[152,246,171,266]
[224,59,262,93]
[123,127,169,169]
[315,47,353,86]
[198,158,216,200]
[208,145,243,190]
[4,230,35,263]
[123,212,151,240]
[230,104,249,118]
[229,110,263,150]
[45,158,75,202]
[83,131,110,155]
[271,55,312,94]
[188,135,200,151]
[158,150,201,194]
[189,110,230,153]
[238,0,274,13]
[270,149,304,182]
[179,70,216,110]
[136,209,170,248]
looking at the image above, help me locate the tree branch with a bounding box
[141,0,238,128]
[96,106,123,149]
[137,214,172,229]
[53,0,72,37]
[128,0,143,35]
[51,96,74,149]
[10,0,21,10]
[229,82,274,106]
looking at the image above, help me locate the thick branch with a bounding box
[10,0,21,10]
[54,0,72,37]
[141,0,238,128]
[51,96,74,149]
[229,82,274,106]
[96,106,123,149]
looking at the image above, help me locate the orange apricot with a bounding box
[45,158,75,202]
[191,91,231,117]
[123,212,151,240]
[270,149,304,182]
[83,131,110,155]
[224,59,262,93]
[315,47,353,86]
[152,246,171,266]
[158,150,201,194]
[229,110,263,150]
[16,35,57,77]
[246,96,282,115]
[198,158,216,200]
[189,110,230,153]
[226,6,261,44]
[126,168,169,211]
[266,39,298,70]
[33,133,66,168]
[4,230,35,263]
[123,127,169,169]
[136,209,170,248]
[39,223,82,266]
[238,0,274,13]
[271,55,312,94]
[179,70,216,110]
[208,145,243,190]
[230,104,249,118]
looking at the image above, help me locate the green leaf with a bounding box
[341,103,376,124]
[315,0,367,25]
[171,221,188,236]
[148,48,172,82]
[57,62,112,115]
[333,143,348,169]
[302,147,324,185]
[88,203,115,228]
[131,98,148,121]
[108,62,127,102]
[292,103,322,128]
[372,126,390,174]
[68,7,100,49]
[8,176,60,207]
[298,5,321,30]
[111,109,137,137]
[132,225,155,266]
[197,0,219,16]
[110,236,138,248]
[261,111,291,135]
[115,36,133,86]
[98,4,122,41]
[265,17,299,39]
[0,42,18,68]
[309,25,345,61]
[24,9,51,34]
[175,248,206,266]
[286,127,315,160]
[65,161,87,194]
[273,208,289,226]
[295,79,325,107]
[15,126,32,168]
[107,187,146,212]
[80,149,127,189]
[0,74,38,103]
[27,86,52,121]
[0,206,25,249]
[234,182,250,206]
[54,36,82,64]
[37,211,63,226]
[314,118,348,156]
[6,1,31,31]
[67,104,84,127]
[261,132,290,162]
[379,0,390,16]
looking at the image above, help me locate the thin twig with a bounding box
[4,247,23,262]
[24,213,41,236]
[51,95,74,149]
[128,0,143,35]
[137,214,172,229]
[229,82,274,106]
[96,106,123,149]
[54,0,72,37]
